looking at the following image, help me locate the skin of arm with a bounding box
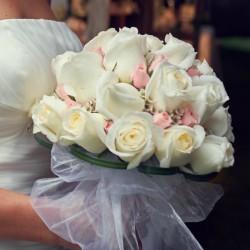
[0,0,56,20]
[0,1,80,249]
[0,189,80,249]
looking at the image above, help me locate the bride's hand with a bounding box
[56,237,81,250]
[0,188,81,249]
[31,181,142,250]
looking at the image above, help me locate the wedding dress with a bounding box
[0,18,82,250]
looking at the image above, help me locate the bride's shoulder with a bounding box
[0,0,55,20]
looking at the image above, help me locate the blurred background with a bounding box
[51,0,250,249]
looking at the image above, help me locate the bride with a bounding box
[0,1,226,249]
[0,0,82,249]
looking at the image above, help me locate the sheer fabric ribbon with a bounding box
[30,144,223,250]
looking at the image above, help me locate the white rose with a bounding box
[88,112,108,144]
[145,35,164,67]
[155,125,205,168]
[189,75,229,123]
[194,59,215,75]
[103,27,148,83]
[204,106,235,142]
[51,51,77,77]
[31,95,67,142]
[59,107,106,154]
[83,28,117,54]
[52,50,105,104]
[95,71,145,121]
[143,34,164,52]
[187,59,215,78]
[105,112,158,169]
[145,62,193,112]
[182,135,235,175]
[152,33,196,69]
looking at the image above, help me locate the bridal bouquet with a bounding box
[31,27,234,175]
[30,27,234,250]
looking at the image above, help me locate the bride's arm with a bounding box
[0,189,80,250]
[0,0,56,20]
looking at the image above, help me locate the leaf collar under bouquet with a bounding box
[30,27,235,178]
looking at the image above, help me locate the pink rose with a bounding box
[148,54,166,72]
[104,120,113,133]
[65,100,81,108]
[131,63,150,89]
[153,112,172,128]
[187,65,202,77]
[55,85,81,108]
[91,46,104,62]
[181,106,199,127]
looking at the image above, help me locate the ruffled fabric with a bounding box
[0,19,82,194]
[31,144,223,250]
[0,19,82,250]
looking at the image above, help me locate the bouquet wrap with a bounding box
[30,144,223,250]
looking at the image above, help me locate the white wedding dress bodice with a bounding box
[0,19,82,250]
